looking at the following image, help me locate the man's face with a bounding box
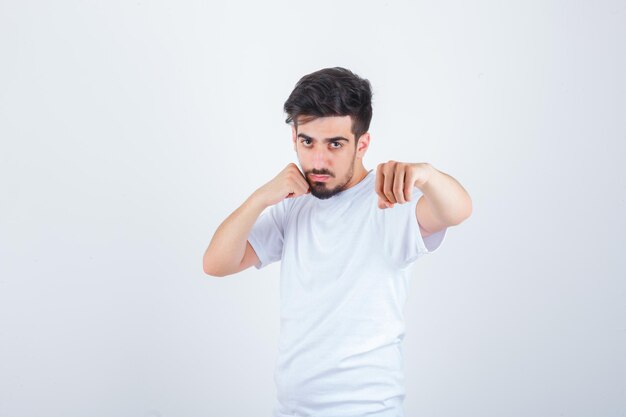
[292,115,367,200]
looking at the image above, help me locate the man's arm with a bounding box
[203,192,267,277]
[415,164,473,235]
[374,161,472,237]
[203,163,311,277]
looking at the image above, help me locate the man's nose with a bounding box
[311,148,328,169]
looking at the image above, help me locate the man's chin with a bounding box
[311,193,334,200]
[310,186,341,200]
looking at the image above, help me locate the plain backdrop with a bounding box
[1,1,624,416]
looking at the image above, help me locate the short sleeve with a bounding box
[247,200,288,270]
[381,186,447,269]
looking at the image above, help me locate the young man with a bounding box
[203,67,472,417]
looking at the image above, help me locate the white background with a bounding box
[1,1,624,416]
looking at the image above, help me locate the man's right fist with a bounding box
[254,163,311,207]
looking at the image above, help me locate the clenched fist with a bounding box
[375,161,432,209]
[254,163,311,207]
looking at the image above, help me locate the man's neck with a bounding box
[344,165,370,190]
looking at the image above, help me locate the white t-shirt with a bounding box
[248,168,447,417]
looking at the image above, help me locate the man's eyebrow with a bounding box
[297,133,350,142]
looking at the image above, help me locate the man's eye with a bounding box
[301,140,342,148]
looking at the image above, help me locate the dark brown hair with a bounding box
[283,67,373,146]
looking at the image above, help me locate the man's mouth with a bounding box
[310,174,330,182]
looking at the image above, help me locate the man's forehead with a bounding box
[296,115,353,138]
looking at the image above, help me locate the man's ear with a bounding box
[356,132,370,157]
[292,126,297,151]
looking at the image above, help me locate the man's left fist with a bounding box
[375,161,432,209]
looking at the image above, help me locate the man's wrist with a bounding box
[247,190,271,212]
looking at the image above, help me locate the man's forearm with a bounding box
[203,191,268,276]
[418,164,472,226]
